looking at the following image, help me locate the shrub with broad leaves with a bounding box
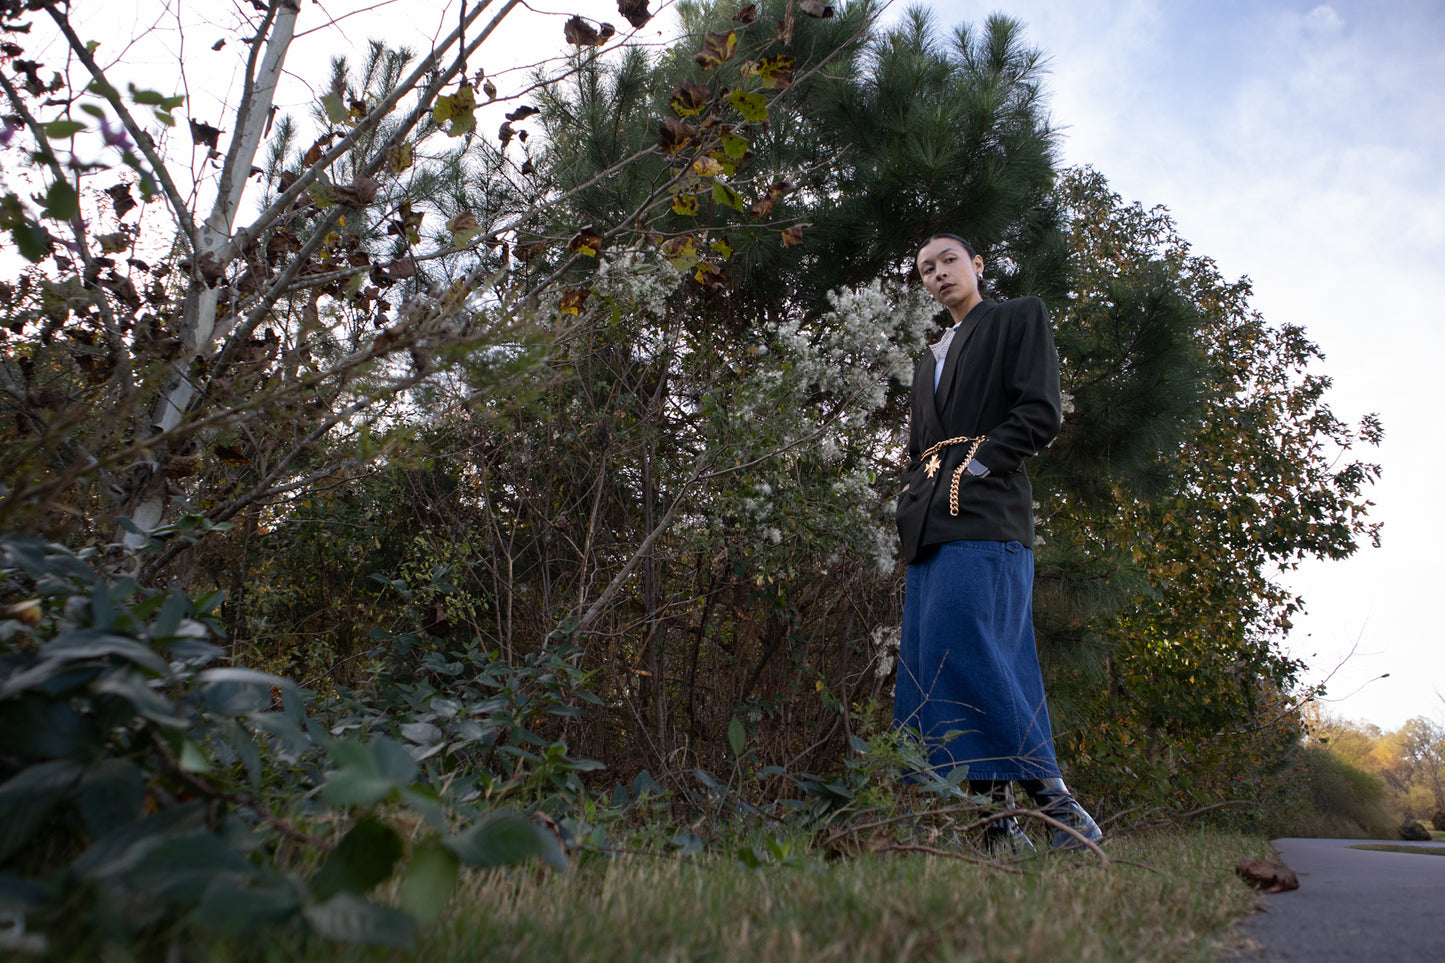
[0,536,568,956]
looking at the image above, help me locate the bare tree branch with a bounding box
[43,3,200,253]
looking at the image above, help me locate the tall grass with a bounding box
[201,829,1269,963]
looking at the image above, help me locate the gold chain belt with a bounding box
[917,434,987,516]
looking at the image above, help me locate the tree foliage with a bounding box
[1305,712,1445,834]
[1035,168,1383,812]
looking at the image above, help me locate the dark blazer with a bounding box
[895,297,1062,563]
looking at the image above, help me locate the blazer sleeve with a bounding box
[973,297,1062,474]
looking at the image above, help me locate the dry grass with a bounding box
[378,828,1270,963]
[1349,843,1445,856]
[188,828,1272,963]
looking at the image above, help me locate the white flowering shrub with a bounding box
[687,280,937,576]
[357,258,940,783]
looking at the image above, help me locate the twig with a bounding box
[592,846,689,860]
[216,0,509,269]
[44,5,200,251]
[882,842,1028,874]
[1102,858,1165,875]
[151,731,331,850]
[1014,809,1111,865]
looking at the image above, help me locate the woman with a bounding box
[894,233,1102,853]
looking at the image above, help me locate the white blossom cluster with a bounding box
[809,470,898,574]
[869,624,901,680]
[740,478,775,521]
[589,247,684,317]
[861,522,899,575]
[815,435,844,464]
[767,280,937,416]
[714,281,937,573]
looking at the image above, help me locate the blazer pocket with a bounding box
[897,464,927,504]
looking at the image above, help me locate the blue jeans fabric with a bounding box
[893,539,1060,781]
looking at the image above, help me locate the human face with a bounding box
[916,238,984,323]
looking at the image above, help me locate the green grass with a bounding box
[194,828,1271,963]
[1350,843,1445,856]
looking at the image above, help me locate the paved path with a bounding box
[1228,837,1445,962]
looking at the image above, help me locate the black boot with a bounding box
[1021,778,1103,851]
[969,780,1036,857]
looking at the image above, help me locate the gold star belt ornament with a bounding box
[916,434,987,516]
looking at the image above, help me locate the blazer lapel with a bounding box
[933,300,992,415]
[918,352,945,440]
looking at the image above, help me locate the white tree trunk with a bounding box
[125,3,300,550]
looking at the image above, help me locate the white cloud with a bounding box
[1303,4,1346,36]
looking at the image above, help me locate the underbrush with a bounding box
[1258,743,1396,839]
[2,535,1278,960]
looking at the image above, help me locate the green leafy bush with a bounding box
[329,631,610,818]
[1259,743,1396,839]
[0,537,567,956]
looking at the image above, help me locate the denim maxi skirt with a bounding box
[893,539,1060,781]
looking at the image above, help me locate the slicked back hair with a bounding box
[917,233,977,263]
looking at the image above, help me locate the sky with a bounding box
[21,1,1443,728]
[925,0,1445,729]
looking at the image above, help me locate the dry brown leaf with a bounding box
[618,0,651,28]
[1236,856,1300,893]
[564,16,601,46]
